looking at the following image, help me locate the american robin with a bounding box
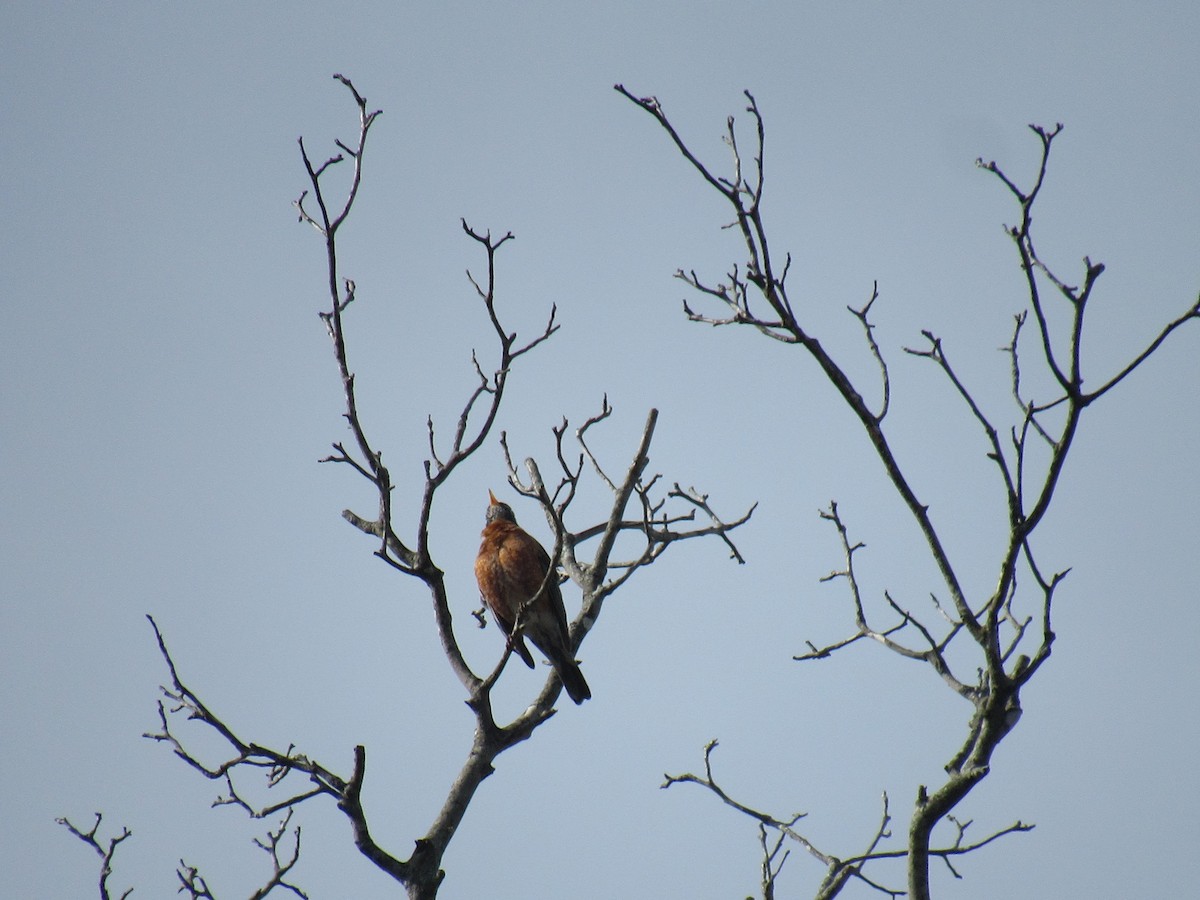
[474,490,592,704]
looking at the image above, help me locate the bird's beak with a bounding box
[488,489,499,505]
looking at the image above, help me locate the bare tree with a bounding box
[60,75,750,899]
[617,84,1199,899]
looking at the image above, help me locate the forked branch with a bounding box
[662,741,1029,900]
[56,814,133,900]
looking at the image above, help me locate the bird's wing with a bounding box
[497,529,572,645]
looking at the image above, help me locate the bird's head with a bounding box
[485,489,517,524]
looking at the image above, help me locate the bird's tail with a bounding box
[549,651,592,705]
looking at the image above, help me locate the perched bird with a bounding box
[474,490,592,704]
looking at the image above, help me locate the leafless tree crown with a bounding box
[62,74,749,900]
[617,83,1198,899]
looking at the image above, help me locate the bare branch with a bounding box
[802,504,974,699]
[56,813,133,900]
[663,742,901,899]
[576,394,617,490]
[978,126,1068,391]
[757,822,790,900]
[142,614,412,889]
[848,283,890,422]
[619,86,981,647]
[176,860,214,899]
[667,483,753,565]
[614,85,736,200]
[174,813,309,900]
[1082,294,1200,403]
[142,617,347,804]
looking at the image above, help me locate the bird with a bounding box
[474,490,592,704]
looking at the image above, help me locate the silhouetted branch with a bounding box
[247,811,308,900]
[58,806,307,900]
[798,503,973,698]
[849,283,891,422]
[56,813,132,900]
[172,813,307,900]
[664,741,1031,899]
[1082,294,1200,403]
[758,822,790,900]
[176,861,214,899]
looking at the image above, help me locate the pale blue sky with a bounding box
[3,2,1198,898]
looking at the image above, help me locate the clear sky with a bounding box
[3,2,1198,898]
